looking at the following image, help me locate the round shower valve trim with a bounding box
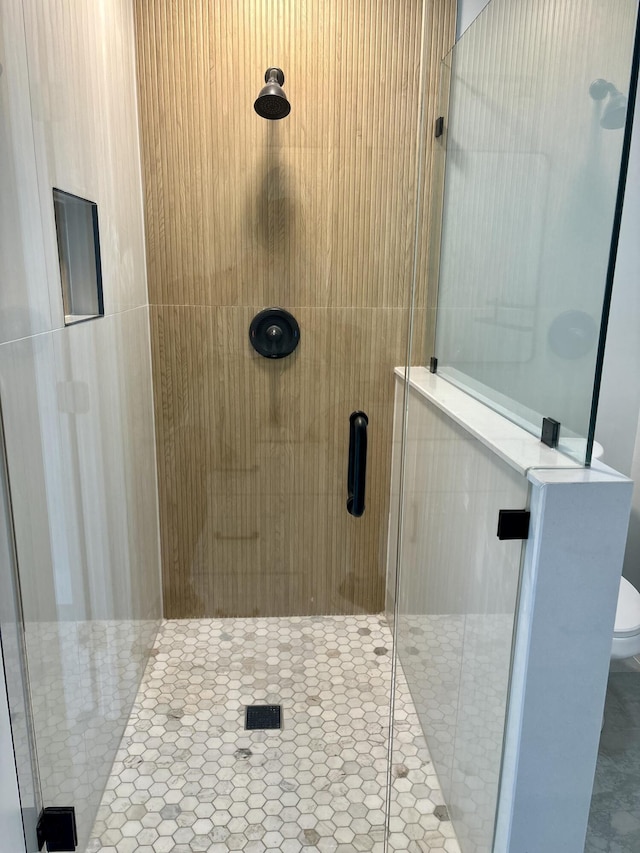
[249,308,300,358]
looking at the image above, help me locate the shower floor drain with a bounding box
[245,704,282,730]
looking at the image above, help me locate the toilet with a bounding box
[611,576,640,661]
[584,441,640,662]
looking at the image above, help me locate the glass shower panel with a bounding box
[0,2,163,849]
[433,0,639,464]
[0,402,41,852]
[389,382,527,853]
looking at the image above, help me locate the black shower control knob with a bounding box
[249,308,300,359]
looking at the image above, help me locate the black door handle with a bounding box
[347,411,368,517]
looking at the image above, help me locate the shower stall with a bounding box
[0,0,638,852]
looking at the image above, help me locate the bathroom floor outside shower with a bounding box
[586,658,640,852]
[86,615,460,853]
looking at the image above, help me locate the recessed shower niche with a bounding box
[52,188,104,325]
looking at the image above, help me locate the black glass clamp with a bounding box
[497,509,531,541]
[37,807,78,852]
[541,417,560,449]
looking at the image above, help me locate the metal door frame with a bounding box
[0,398,41,852]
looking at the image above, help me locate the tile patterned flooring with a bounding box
[87,615,460,853]
[586,669,640,852]
[395,614,514,853]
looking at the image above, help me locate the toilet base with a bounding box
[611,635,640,660]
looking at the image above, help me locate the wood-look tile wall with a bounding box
[134,0,456,617]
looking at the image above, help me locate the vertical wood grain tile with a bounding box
[137,1,457,616]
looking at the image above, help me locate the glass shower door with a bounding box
[0,2,163,849]
[388,378,527,853]
[0,400,41,852]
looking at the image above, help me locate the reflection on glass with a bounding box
[0,402,41,851]
[433,0,638,464]
[390,385,527,852]
[0,309,161,849]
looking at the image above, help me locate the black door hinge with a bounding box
[497,509,530,540]
[435,116,444,137]
[37,807,77,852]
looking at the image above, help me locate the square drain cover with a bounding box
[245,704,282,730]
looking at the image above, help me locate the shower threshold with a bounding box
[86,615,459,852]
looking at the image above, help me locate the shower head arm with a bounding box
[589,78,619,100]
[589,78,628,130]
[265,67,285,86]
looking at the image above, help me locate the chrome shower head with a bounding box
[589,78,628,130]
[254,67,291,120]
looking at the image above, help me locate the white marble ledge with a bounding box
[396,366,591,478]
[529,464,631,488]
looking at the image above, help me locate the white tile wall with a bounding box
[0,0,53,344]
[22,0,149,318]
[0,1,161,849]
